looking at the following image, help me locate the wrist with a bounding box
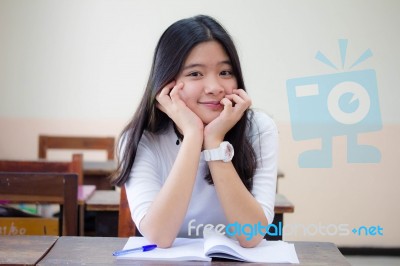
[203,138,224,150]
[203,126,225,149]
[203,141,234,162]
[183,130,204,146]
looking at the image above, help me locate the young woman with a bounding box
[111,15,278,248]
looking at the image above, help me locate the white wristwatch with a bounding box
[204,141,234,162]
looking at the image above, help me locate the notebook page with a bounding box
[115,237,211,261]
[204,229,299,263]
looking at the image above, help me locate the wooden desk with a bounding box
[86,190,119,211]
[83,161,116,190]
[37,236,350,265]
[0,236,58,265]
[275,194,294,214]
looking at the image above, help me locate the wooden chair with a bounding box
[118,186,137,237]
[38,135,115,190]
[0,172,78,236]
[0,154,84,235]
[38,135,115,160]
[0,154,83,185]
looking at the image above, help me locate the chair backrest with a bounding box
[0,172,78,236]
[118,186,137,237]
[38,135,115,160]
[0,154,83,186]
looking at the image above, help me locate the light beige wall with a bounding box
[278,123,400,247]
[1,0,399,246]
[0,116,125,160]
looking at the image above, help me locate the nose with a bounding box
[204,76,224,95]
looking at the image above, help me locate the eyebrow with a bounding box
[182,60,232,71]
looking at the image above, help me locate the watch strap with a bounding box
[203,141,233,162]
[204,147,221,161]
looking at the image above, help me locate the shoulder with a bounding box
[141,123,175,148]
[139,123,180,160]
[119,122,175,156]
[247,109,277,137]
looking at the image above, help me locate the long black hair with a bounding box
[111,15,256,191]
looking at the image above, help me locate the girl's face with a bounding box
[175,41,238,125]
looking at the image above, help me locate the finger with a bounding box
[224,95,250,115]
[225,94,245,105]
[220,97,233,111]
[233,89,251,102]
[226,94,248,109]
[155,96,169,115]
[156,81,176,104]
[156,92,169,107]
[156,102,167,113]
[232,89,252,107]
[157,81,176,97]
[169,82,184,101]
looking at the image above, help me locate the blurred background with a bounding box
[1,0,399,250]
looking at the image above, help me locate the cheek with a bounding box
[225,80,238,94]
[177,86,195,106]
[178,83,200,104]
[174,77,188,102]
[178,90,189,103]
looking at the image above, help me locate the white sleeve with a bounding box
[249,112,278,224]
[124,133,163,234]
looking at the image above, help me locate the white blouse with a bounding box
[125,110,278,237]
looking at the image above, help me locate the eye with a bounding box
[220,70,233,77]
[187,71,203,77]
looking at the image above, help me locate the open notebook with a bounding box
[115,229,299,263]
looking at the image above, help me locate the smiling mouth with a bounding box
[200,101,220,105]
[200,101,223,110]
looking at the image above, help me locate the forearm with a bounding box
[208,161,268,247]
[140,133,203,247]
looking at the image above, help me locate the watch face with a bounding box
[223,142,234,162]
[225,145,233,158]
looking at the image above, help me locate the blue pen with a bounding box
[112,244,157,256]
